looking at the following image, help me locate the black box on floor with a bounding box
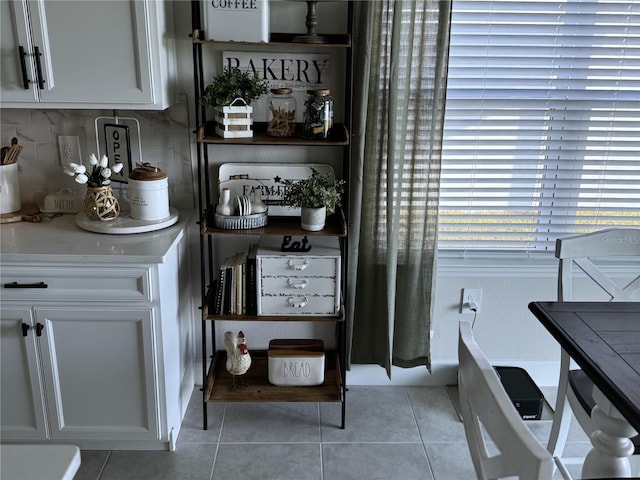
[494,366,544,420]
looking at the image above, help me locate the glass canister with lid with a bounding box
[267,88,297,137]
[304,89,333,139]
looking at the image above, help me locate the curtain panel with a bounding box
[347,0,452,377]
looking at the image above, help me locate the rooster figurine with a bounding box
[224,330,251,389]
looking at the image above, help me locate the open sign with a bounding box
[104,124,132,183]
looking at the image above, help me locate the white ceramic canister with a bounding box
[128,164,169,221]
[0,162,22,214]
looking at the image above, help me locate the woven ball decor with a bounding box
[84,186,120,221]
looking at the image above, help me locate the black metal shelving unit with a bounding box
[190,0,353,430]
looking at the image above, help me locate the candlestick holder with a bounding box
[293,1,327,44]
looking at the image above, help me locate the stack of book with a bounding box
[213,244,258,316]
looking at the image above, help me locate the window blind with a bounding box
[438,0,640,253]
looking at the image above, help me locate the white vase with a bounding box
[251,188,268,213]
[216,188,233,215]
[301,206,326,231]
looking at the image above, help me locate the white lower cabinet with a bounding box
[0,308,48,440]
[1,307,158,442]
[0,220,194,450]
[38,308,159,441]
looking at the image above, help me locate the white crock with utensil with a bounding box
[128,163,169,221]
[0,162,21,214]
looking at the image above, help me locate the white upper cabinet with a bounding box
[0,0,176,109]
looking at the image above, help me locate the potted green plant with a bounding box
[201,66,269,138]
[278,168,345,231]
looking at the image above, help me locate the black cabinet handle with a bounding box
[33,46,45,89]
[18,45,30,89]
[21,323,30,337]
[4,282,48,289]
[35,323,44,337]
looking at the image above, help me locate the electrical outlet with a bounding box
[461,288,483,314]
[58,135,81,167]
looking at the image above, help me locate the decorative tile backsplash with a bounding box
[0,93,195,212]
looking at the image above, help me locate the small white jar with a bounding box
[128,164,169,221]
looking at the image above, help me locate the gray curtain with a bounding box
[346,0,451,377]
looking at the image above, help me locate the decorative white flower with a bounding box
[69,162,86,174]
[63,153,122,188]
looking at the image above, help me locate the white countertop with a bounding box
[0,212,190,264]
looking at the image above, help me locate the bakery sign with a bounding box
[223,51,332,122]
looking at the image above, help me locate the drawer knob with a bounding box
[288,259,309,271]
[287,278,309,289]
[288,296,308,308]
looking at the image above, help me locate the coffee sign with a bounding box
[203,0,269,42]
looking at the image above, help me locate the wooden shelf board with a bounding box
[206,350,343,403]
[193,31,351,48]
[201,209,347,237]
[197,122,349,146]
[207,313,344,322]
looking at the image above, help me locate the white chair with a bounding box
[547,228,640,462]
[458,320,564,480]
[0,444,81,480]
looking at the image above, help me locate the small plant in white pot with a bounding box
[278,168,345,231]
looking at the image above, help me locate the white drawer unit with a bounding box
[1,266,151,302]
[256,236,341,316]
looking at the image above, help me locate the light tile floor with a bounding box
[74,386,591,480]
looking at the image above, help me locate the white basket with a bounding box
[214,98,253,138]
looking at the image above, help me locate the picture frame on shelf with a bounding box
[218,163,335,216]
[223,51,332,122]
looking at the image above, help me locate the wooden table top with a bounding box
[528,301,640,432]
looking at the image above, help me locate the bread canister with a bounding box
[267,339,325,386]
[128,164,169,221]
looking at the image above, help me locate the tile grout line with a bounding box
[406,387,438,480]
[94,450,112,480]
[317,402,324,480]
[209,402,227,480]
